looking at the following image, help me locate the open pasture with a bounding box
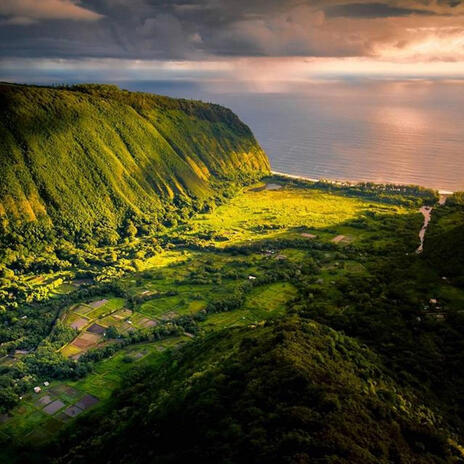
[181,183,414,247]
[201,283,299,330]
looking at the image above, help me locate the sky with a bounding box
[1,0,464,87]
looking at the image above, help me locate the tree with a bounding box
[125,220,137,239]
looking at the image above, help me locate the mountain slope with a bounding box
[424,193,464,283]
[50,319,455,464]
[0,83,269,243]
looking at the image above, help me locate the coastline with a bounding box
[270,170,455,196]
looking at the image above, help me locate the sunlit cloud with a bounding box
[376,28,464,61]
[0,0,103,24]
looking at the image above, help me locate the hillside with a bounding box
[0,83,269,246]
[424,193,464,284]
[50,319,454,464]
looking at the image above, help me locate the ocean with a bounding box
[125,79,464,192]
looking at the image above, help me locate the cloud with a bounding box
[136,14,195,58]
[375,23,464,61]
[0,0,102,24]
[2,16,37,26]
[0,0,463,65]
[324,2,433,18]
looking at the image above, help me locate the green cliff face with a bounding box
[0,83,269,243]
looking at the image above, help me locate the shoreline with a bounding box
[270,170,455,196]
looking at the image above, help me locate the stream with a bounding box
[416,206,433,254]
[416,194,450,254]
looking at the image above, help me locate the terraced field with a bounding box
[60,298,130,358]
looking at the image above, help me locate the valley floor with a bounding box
[1,177,464,462]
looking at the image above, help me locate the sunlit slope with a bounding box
[0,83,269,237]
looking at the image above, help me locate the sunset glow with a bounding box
[1,0,463,83]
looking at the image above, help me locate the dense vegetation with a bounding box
[0,180,462,463]
[0,83,269,257]
[424,193,464,284]
[1,84,464,463]
[50,319,455,464]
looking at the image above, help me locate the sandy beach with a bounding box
[271,170,454,195]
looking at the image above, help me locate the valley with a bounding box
[0,84,464,463]
[1,177,463,462]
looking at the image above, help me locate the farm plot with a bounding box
[138,294,204,320]
[200,309,258,329]
[60,298,129,357]
[86,298,125,319]
[243,282,298,317]
[70,317,89,330]
[0,383,100,445]
[60,332,103,359]
[65,338,187,400]
[0,337,185,446]
[72,332,102,349]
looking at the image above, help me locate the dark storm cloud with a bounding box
[0,0,463,60]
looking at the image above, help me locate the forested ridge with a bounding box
[0,83,269,248]
[49,318,462,464]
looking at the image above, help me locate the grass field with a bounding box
[178,183,415,247]
[244,282,298,314]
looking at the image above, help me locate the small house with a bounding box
[44,381,50,387]
[248,275,256,280]
[34,386,41,393]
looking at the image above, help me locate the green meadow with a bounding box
[177,180,416,247]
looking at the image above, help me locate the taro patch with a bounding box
[63,406,83,418]
[87,323,106,334]
[75,394,99,410]
[43,400,65,415]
